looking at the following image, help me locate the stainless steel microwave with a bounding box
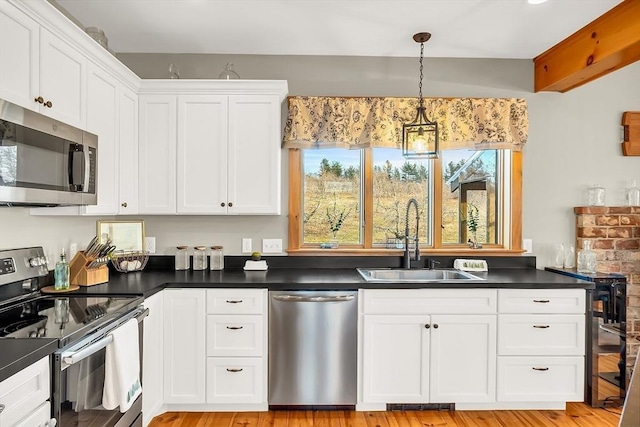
[0,99,97,206]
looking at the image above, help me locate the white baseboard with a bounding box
[456,401,567,411]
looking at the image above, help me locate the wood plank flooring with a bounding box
[149,403,622,427]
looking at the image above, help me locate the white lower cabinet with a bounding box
[496,289,586,406]
[360,289,497,407]
[163,289,206,404]
[143,292,164,425]
[359,288,585,410]
[162,288,267,412]
[0,356,51,427]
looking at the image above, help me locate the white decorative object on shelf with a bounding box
[453,259,488,271]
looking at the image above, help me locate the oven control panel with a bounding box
[0,258,15,275]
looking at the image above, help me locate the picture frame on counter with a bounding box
[97,220,145,252]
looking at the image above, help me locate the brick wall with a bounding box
[574,206,640,372]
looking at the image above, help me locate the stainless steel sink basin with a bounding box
[356,268,485,282]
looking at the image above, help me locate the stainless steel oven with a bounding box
[0,247,146,427]
[0,98,97,206]
[53,303,148,427]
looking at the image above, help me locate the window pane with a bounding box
[442,150,499,245]
[372,148,431,247]
[302,149,361,245]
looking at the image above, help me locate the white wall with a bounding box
[1,54,638,265]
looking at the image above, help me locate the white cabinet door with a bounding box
[14,401,50,427]
[227,95,281,214]
[176,95,227,214]
[39,28,86,128]
[164,289,206,404]
[143,291,164,426]
[429,314,496,403]
[0,356,50,427]
[139,95,177,214]
[118,87,139,214]
[83,62,118,215]
[0,1,39,109]
[362,315,430,403]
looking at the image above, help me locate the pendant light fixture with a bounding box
[402,32,439,159]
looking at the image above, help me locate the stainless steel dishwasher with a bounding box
[269,290,358,406]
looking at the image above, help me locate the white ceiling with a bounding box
[55,0,622,59]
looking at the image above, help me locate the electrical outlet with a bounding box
[242,238,252,254]
[262,238,283,254]
[145,237,156,254]
[523,238,533,254]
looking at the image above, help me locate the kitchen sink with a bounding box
[356,268,485,282]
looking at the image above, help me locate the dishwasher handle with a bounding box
[272,294,355,303]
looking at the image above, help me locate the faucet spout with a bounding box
[403,198,420,269]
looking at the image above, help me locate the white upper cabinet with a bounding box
[138,81,288,215]
[38,28,86,128]
[0,1,39,109]
[177,95,228,214]
[0,2,85,127]
[118,86,139,214]
[138,95,177,214]
[227,95,281,214]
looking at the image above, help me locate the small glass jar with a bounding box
[193,246,208,270]
[626,180,640,206]
[175,246,189,271]
[210,246,224,270]
[577,240,597,274]
[587,184,605,206]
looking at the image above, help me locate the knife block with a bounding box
[69,251,109,286]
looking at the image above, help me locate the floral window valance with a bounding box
[282,96,528,151]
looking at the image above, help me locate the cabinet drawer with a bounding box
[498,315,585,356]
[206,357,264,404]
[498,289,585,314]
[206,315,264,357]
[497,356,584,402]
[15,401,51,427]
[362,289,497,314]
[0,356,50,427]
[207,289,265,314]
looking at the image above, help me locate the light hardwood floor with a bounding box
[149,403,622,426]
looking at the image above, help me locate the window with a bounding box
[289,148,521,253]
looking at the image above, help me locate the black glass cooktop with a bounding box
[0,295,142,347]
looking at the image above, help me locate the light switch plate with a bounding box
[523,238,533,254]
[242,238,252,253]
[262,238,283,253]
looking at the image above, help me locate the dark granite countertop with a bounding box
[65,267,595,298]
[0,338,58,382]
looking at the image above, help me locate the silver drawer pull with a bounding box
[226,300,243,304]
[226,326,243,330]
[226,368,243,373]
[533,299,550,303]
[532,367,549,371]
[533,325,550,329]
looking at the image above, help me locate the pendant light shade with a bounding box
[402,32,439,159]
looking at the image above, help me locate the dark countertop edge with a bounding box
[0,338,58,382]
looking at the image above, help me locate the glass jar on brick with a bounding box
[577,240,597,274]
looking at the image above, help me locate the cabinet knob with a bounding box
[228,202,233,207]
[433,324,439,329]
[45,100,53,108]
[424,324,430,329]
[221,202,226,207]
[0,403,5,413]
[34,96,44,104]
[121,202,128,208]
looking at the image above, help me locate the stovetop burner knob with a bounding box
[29,257,42,267]
[29,330,37,338]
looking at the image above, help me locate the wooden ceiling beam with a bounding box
[533,0,640,93]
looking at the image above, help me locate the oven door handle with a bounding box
[60,307,149,369]
[62,335,113,366]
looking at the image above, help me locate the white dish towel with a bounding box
[102,318,142,412]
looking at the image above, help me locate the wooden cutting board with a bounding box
[622,111,640,156]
